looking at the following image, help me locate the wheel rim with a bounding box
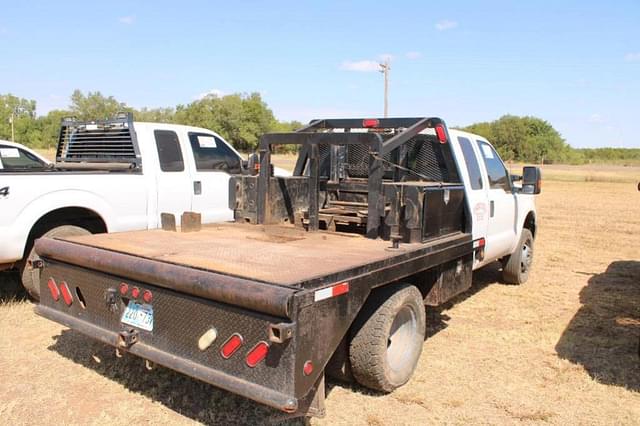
[386,305,418,373]
[520,239,533,273]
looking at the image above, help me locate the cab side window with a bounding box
[477,140,510,191]
[188,133,242,174]
[155,130,184,172]
[457,137,483,190]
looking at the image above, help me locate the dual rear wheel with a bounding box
[349,283,426,392]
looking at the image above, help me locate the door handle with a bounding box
[193,181,202,195]
[490,200,495,217]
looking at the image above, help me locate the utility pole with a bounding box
[379,59,390,118]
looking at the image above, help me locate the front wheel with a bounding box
[502,228,534,284]
[349,283,426,392]
[20,225,91,301]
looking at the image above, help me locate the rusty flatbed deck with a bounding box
[56,223,456,286]
[36,223,472,317]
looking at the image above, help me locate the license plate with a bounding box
[121,302,154,331]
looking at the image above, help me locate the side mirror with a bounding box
[247,153,260,176]
[522,166,542,194]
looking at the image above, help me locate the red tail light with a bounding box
[220,334,243,359]
[142,290,153,303]
[47,278,60,301]
[303,360,314,376]
[59,281,73,306]
[131,287,140,299]
[435,124,447,143]
[245,341,269,367]
[119,283,129,296]
[362,118,380,128]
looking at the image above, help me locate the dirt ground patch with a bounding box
[1,177,639,425]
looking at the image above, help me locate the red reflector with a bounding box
[59,281,73,306]
[119,283,129,295]
[220,334,243,359]
[435,124,447,143]
[131,287,140,299]
[332,282,349,297]
[142,290,153,303]
[246,341,269,367]
[362,119,380,128]
[47,278,60,302]
[303,360,314,376]
[479,238,485,247]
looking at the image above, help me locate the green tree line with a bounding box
[0,91,302,152]
[461,115,639,165]
[1,91,637,163]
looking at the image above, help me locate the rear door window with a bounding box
[154,130,184,172]
[477,140,510,191]
[188,132,241,174]
[457,137,483,190]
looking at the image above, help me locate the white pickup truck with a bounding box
[33,117,541,417]
[0,113,284,299]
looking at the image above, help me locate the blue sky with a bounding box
[0,0,638,148]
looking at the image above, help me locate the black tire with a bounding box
[20,225,91,301]
[349,283,426,392]
[502,228,534,285]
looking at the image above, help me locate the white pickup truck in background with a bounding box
[0,113,285,299]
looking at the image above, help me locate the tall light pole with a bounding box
[379,59,390,118]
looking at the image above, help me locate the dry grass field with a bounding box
[0,164,639,425]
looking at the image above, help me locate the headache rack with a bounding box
[232,117,468,243]
[55,112,142,170]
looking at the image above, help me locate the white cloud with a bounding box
[624,52,640,62]
[118,16,135,25]
[589,113,604,124]
[194,88,225,100]
[340,60,381,72]
[406,51,422,60]
[435,19,458,31]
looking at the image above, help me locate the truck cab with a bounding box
[447,129,539,281]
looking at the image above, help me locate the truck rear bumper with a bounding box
[35,304,300,413]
